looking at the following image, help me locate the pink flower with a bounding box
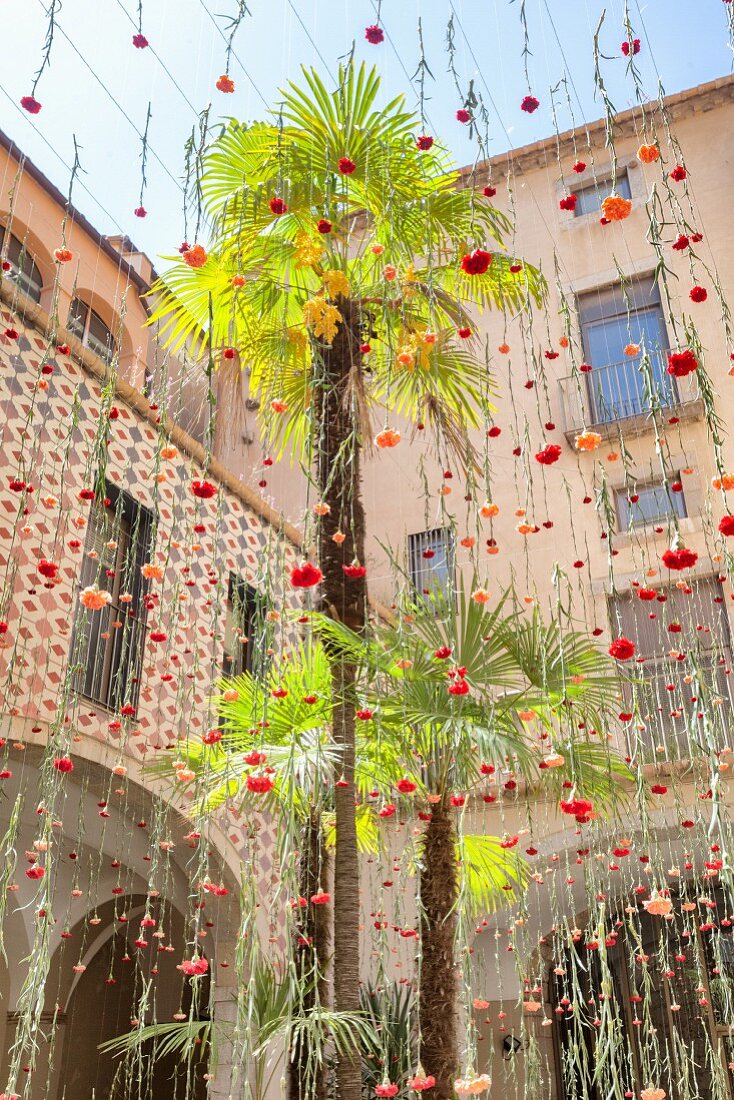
[364,25,384,44]
[134,206,147,218]
[21,95,42,114]
[456,109,471,123]
[520,95,540,114]
[180,956,208,976]
[416,135,434,150]
[621,38,640,55]
[132,33,149,47]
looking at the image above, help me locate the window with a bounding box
[615,478,687,529]
[222,574,267,679]
[0,224,43,302]
[573,170,632,217]
[553,886,734,1100]
[71,483,151,710]
[67,297,116,365]
[408,528,455,601]
[578,276,673,424]
[609,577,734,759]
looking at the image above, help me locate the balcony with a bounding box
[558,350,704,442]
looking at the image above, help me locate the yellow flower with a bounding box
[323,269,350,299]
[575,430,602,452]
[293,231,324,269]
[303,297,342,344]
[288,327,308,354]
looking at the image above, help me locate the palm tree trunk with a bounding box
[419,797,459,1100]
[315,294,367,1100]
[289,807,331,1100]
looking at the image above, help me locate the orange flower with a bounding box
[141,563,164,580]
[643,893,673,917]
[480,502,499,518]
[332,531,346,544]
[558,335,569,348]
[375,428,401,448]
[498,342,510,354]
[637,143,660,164]
[471,588,491,604]
[313,501,331,516]
[80,586,112,611]
[182,244,208,268]
[460,536,475,548]
[607,451,620,461]
[383,264,397,281]
[713,475,734,491]
[270,399,288,414]
[160,445,178,460]
[542,752,565,768]
[54,247,73,263]
[575,430,602,452]
[397,350,414,367]
[216,74,235,93]
[231,274,246,288]
[624,343,640,357]
[601,193,632,221]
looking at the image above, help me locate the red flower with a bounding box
[317,218,332,234]
[409,1076,436,1092]
[572,161,587,173]
[621,38,641,55]
[290,562,323,588]
[689,285,708,303]
[670,165,687,182]
[461,248,492,275]
[21,96,42,114]
[132,33,149,47]
[456,109,470,123]
[364,24,384,44]
[637,588,657,601]
[396,777,417,794]
[483,185,497,198]
[310,891,331,904]
[487,425,501,438]
[375,1086,399,1098]
[667,349,698,377]
[448,679,469,696]
[662,547,698,571]
[356,708,373,720]
[559,195,578,211]
[457,327,471,339]
[672,234,689,250]
[719,515,734,537]
[4,328,18,340]
[26,866,45,879]
[651,784,668,795]
[416,135,434,150]
[192,479,217,499]
[268,196,290,219]
[203,729,222,745]
[338,157,356,175]
[246,774,274,794]
[521,95,540,114]
[216,74,236,93]
[535,444,562,465]
[149,631,167,643]
[134,206,147,218]
[560,798,593,817]
[342,563,367,579]
[608,636,636,661]
[37,559,58,579]
[544,350,559,360]
[54,756,74,773]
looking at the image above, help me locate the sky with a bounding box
[0,0,731,266]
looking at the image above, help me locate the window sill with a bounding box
[612,515,701,551]
[561,396,705,444]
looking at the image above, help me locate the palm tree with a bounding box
[150,62,543,1100]
[319,586,630,1100]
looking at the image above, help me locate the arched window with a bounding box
[67,296,116,365]
[552,884,734,1099]
[0,224,43,303]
